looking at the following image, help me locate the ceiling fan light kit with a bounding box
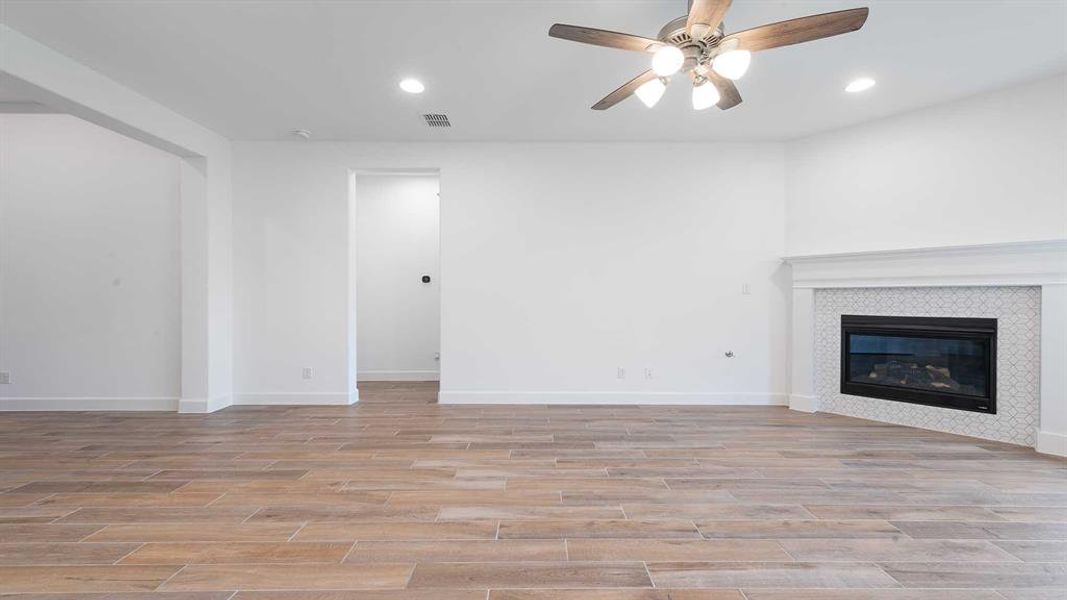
[549,0,869,112]
[692,80,721,110]
[711,49,751,80]
[652,45,686,76]
[636,78,668,108]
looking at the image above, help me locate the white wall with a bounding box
[2,24,235,414]
[0,114,181,409]
[233,142,789,404]
[786,73,1067,255]
[356,174,440,381]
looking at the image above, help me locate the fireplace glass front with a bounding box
[841,315,997,414]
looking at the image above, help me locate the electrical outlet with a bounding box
[0,372,9,384]
[644,368,654,380]
[616,367,626,380]
[301,367,313,380]
[741,283,752,295]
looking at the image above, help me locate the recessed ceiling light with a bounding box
[399,78,425,94]
[845,77,876,93]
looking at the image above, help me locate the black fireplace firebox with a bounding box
[841,315,997,414]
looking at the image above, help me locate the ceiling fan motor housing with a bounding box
[657,16,725,71]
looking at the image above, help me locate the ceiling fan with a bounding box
[549,0,869,111]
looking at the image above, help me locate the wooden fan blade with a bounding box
[592,70,658,110]
[687,0,732,38]
[723,7,869,52]
[705,71,742,110]
[549,24,661,53]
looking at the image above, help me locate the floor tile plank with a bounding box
[890,521,1067,540]
[0,542,142,565]
[992,540,1067,562]
[489,590,744,599]
[779,538,1019,561]
[499,519,701,539]
[566,539,790,562]
[232,592,485,600]
[344,539,565,562]
[696,519,902,539]
[741,591,1005,599]
[0,565,182,593]
[647,561,900,588]
[294,520,499,541]
[86,523,302,543]
[160,563,415,591]
[119,542,352,564]
[408,561,652,589]
[881,561,1067,588]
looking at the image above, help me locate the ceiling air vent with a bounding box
[422,113,451,128]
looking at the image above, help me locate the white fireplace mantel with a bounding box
[783,239,1067,457]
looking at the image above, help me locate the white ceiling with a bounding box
[2,0,1064,142]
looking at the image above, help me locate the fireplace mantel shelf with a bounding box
[782,239,1067,289]
[783,238,1067,458]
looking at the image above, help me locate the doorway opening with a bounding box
[353,171,441,397]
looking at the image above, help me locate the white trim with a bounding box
[1038,283,1067,457]
[178,398,208,414]
[784,239,1067,289]
[789,288,816,414]
[789,394,818,413]
[233,391,359,406]
[358,370,440,382]
[791,275,1065,289]
[782,239,1067,263]
[178,395,232,414]
[1,397,178,411]
[0,101,60,113]
[439,391,787,406]
[1036,431,1067,458]
[354,169,441,178]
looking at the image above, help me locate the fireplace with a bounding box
[841,315,997,414]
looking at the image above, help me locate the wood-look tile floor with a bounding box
[0,381,1064,599]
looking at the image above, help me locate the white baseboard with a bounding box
[233,391,359,406]
[358,370,439,382]
[789,394,819,413]
[0,396,178,411]
[438,391,788,406]
[178,395,232,414]
[1036,430,1067,458]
